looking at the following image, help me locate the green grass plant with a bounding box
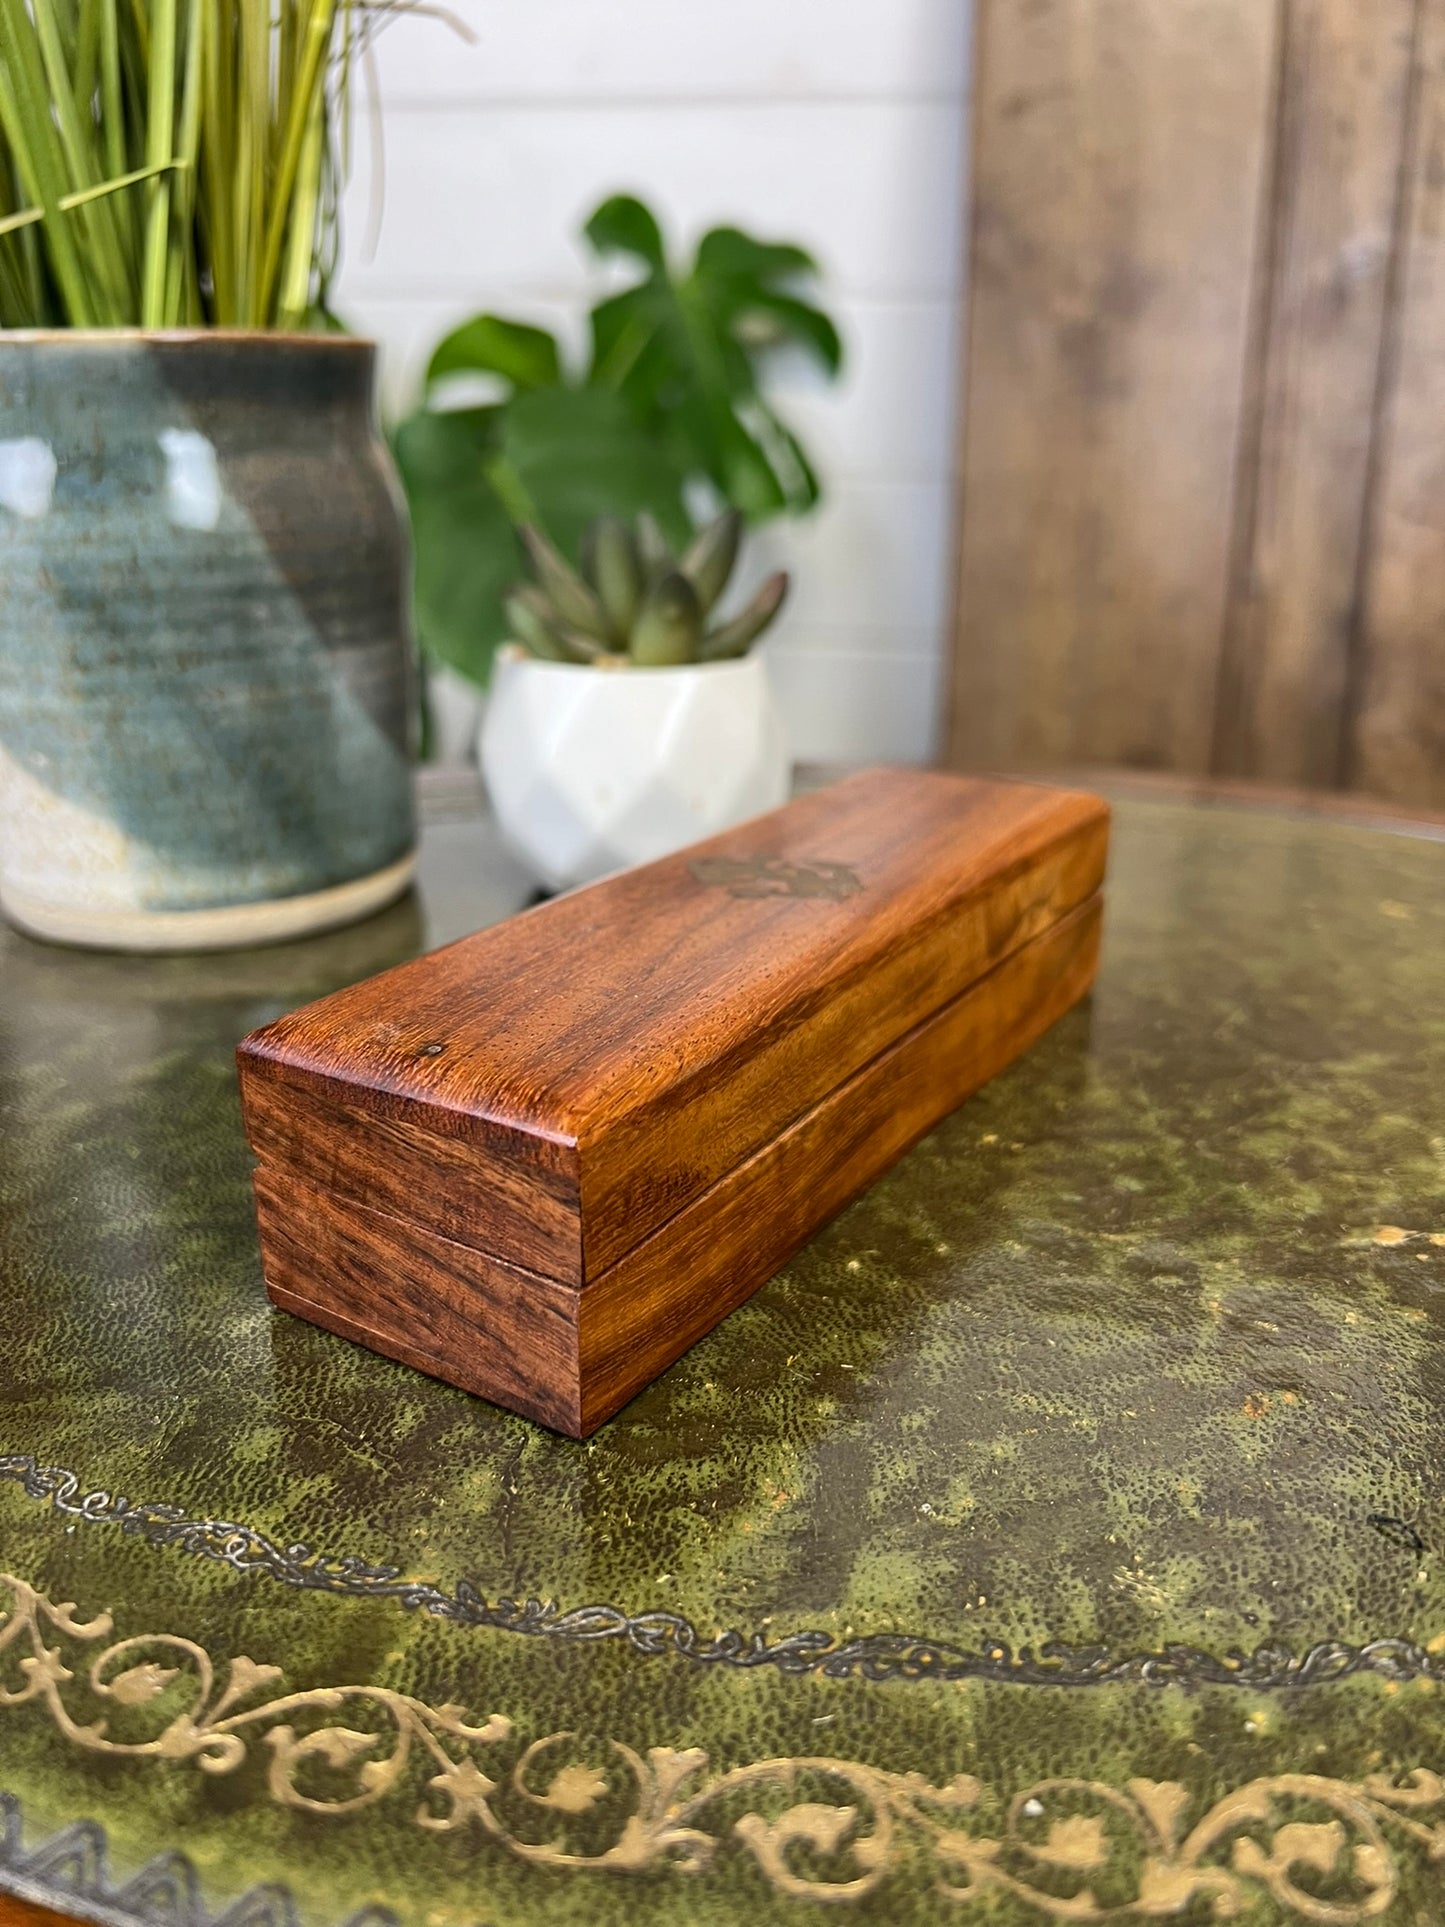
[0,0,410,329]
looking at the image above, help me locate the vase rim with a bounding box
[0,327,373,350]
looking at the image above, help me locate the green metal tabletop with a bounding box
[2,779,1444,1927]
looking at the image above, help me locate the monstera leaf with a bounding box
[586,195,842,520]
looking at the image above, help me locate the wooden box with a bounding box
[237,768,1108,1437]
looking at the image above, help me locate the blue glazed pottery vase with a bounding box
[0,331,417,950]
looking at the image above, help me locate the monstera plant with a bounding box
[393,193,842,694]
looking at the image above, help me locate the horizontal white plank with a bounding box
[351,293,962,483]
[367,0,971,105]
[763,622,943,664]
[750,480,955,636]
[338,98,967,304]
[767,648,941,762]
[757,302,961,485]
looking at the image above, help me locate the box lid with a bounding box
[238,767,1108,1287]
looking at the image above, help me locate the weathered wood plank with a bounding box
[1215,0,1419,790]
[1351,0,1445,806]
[948,0,1281,775]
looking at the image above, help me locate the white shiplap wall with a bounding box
[335,0,972,763]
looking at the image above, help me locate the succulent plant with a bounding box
[504,510,789,668]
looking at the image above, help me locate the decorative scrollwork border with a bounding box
[3,1571,1445,1921]
[3,1451,1441,1692]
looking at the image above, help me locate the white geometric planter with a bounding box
[479,648,790,892]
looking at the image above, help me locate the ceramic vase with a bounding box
[0,331,418,951]
[479,648,790,891]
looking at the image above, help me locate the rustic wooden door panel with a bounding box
[949,0,1280,775]
[1352,0,1445,807]
[1215,0,1419,790]
[951,0,1445,807]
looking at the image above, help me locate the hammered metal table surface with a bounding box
[2,785,1444,1927]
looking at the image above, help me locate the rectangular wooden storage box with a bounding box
[237,767,1109,1436]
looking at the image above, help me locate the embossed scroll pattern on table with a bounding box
[3,1570,1445,1919]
